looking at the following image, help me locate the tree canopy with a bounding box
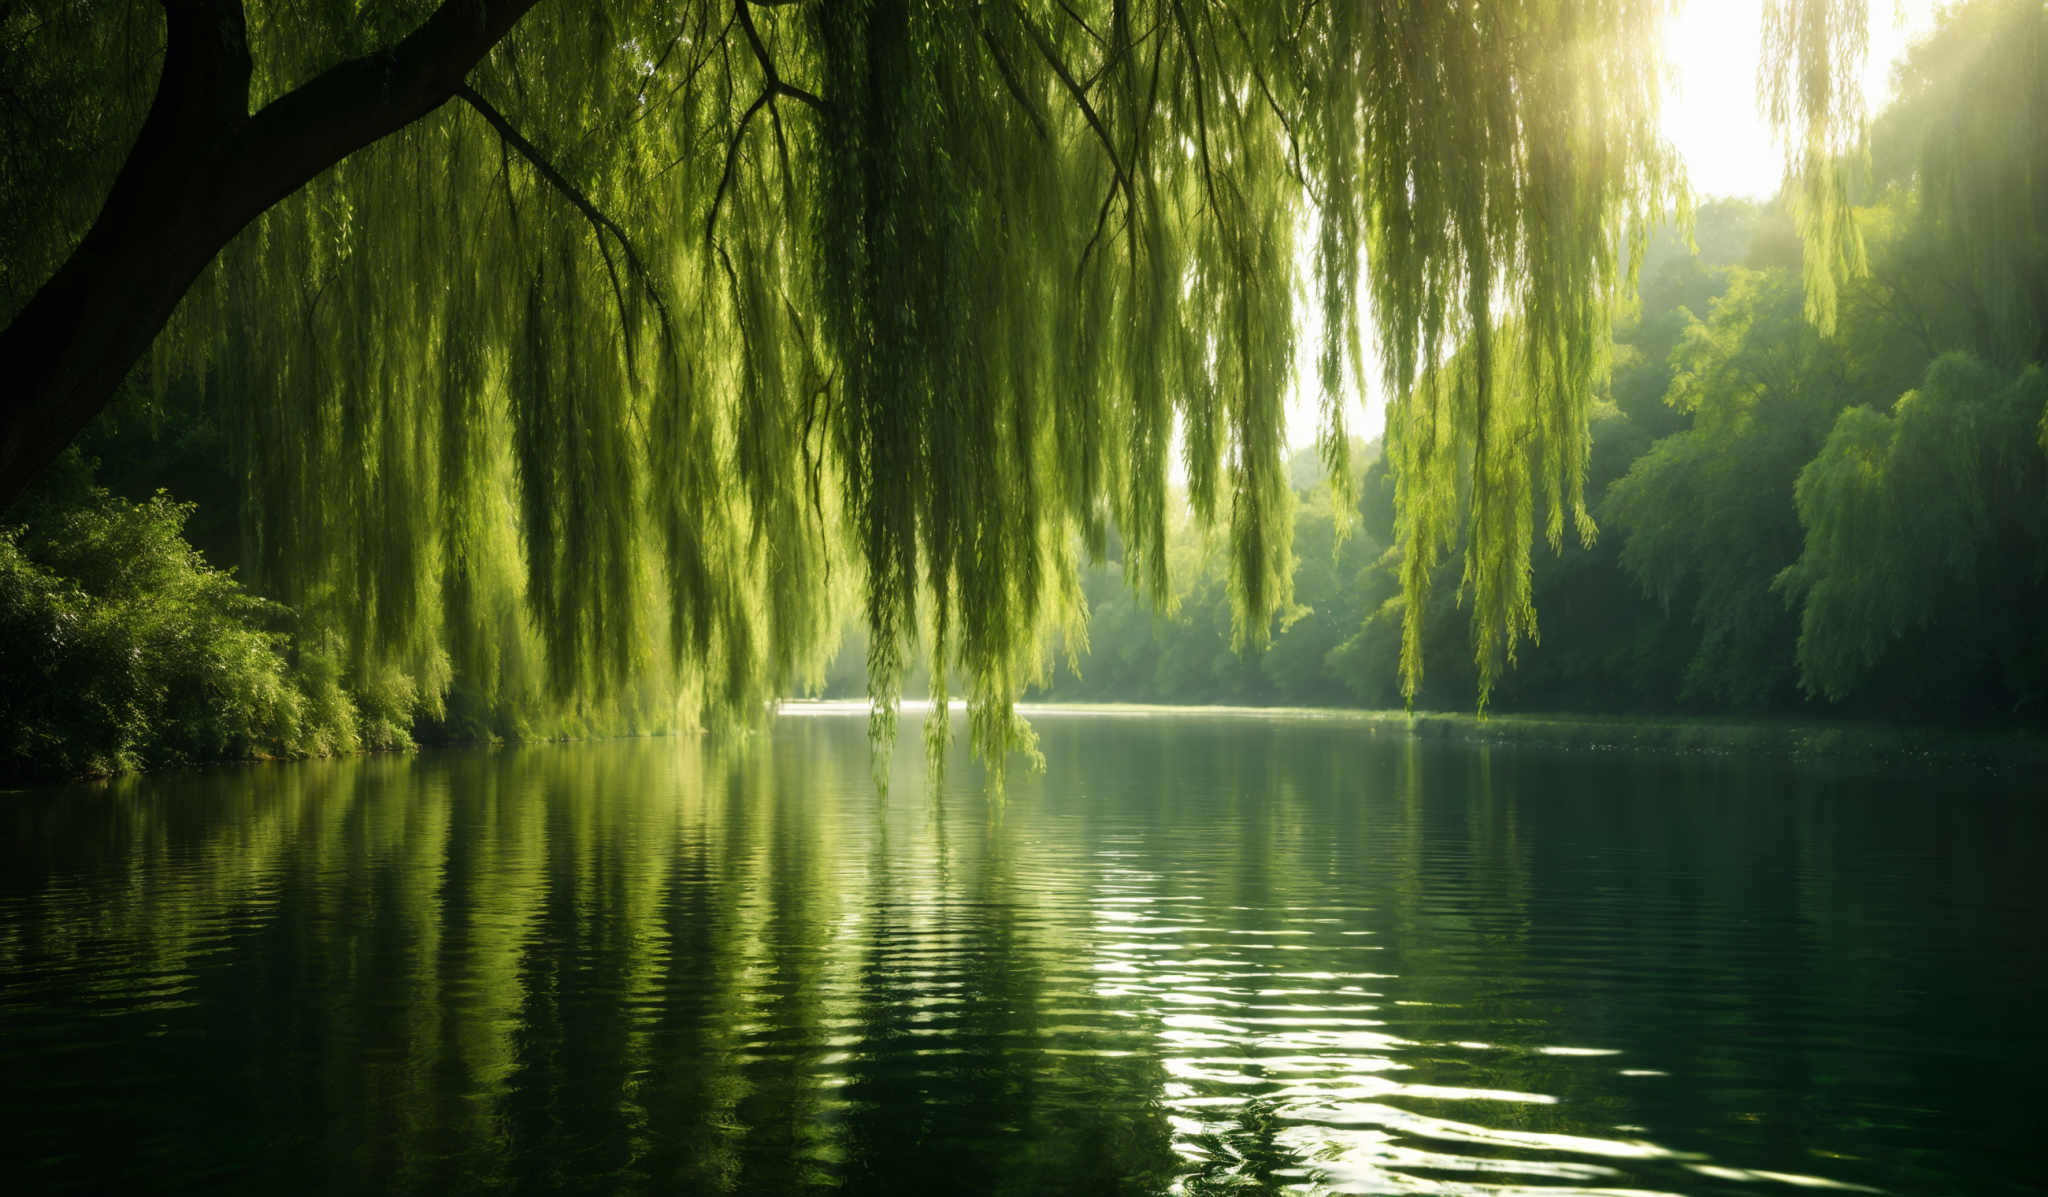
[0,0,1902,761]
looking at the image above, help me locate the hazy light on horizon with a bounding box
[1284,0,1945,451]
[1663,0,1940,200]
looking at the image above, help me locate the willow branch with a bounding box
[1012,2,1132,201]
[704,87,775,244]
[977,26,1052,142]
[1218,4,1309,192]
[1051,0,1107,48]
[735,0,827,111]
[1078,12,1166,93]
[1167,0,1223,220]
[456,83,673,358]
[0,0,544,505]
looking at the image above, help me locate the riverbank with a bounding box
[1394,709,2048,776]
[16,697,2045,788]
[845,700,2048,778]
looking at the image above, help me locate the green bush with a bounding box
[0,489,368,780]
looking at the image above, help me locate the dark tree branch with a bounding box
[770,78,827,112]
[1167,0,1224,221]
[1051,0,1108,49]
[733,0,776,63]
[704,87,775,244]
[1012,3,1132,202]
[642,4,741,153]
[455,82,673,372]
[0,0,546,508]
[1076,172,1120,282]
[1078,11,1165,93]
[768,93,800,216]
[700,0,824,245]
[224,0,542,238]
[976,24,1052,143]
[785,292,834,533]
[735,0,826,111]
[636,18,694,107]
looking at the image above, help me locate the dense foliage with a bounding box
[1783,358,2048,708]
[2,0,1900,774]
[5,2,2042,775]
[0,486,390,779]
[984,0,2048,722]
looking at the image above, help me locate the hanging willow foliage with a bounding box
[1762,0,1870,334]
[1875,0,2046,371]
[0,0,1885,760]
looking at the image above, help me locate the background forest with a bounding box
[3,1,2044,779]
[827,8,2048,722]
[895,196,2048,719]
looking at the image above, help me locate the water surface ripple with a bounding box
[0,709,2039,1194]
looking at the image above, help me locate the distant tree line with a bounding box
[821,6,2047,722]
[941,206,2042,721]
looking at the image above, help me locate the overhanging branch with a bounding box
[1012,2,1133,203]
[704,87,775,245]
[456,82,674,372]
[701,0,825,246]
[0,0,546,507]
[735,0,827,111]
[1166,0,1223,221]
[977,24,1053,143]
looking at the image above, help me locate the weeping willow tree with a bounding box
[1779,0,2048,710]
[0,0,1886,759]
[1871,0,2046,372]
[1782,356,2048,704]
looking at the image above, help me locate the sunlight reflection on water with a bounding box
[1082,875,1756,1195]
[0,709,2039,1194]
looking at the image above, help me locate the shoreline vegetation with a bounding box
[14,696,2044,792]
[810,699,2048,779]
[3,5,2042,787]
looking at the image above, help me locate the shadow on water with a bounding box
[0,710,2041,1194]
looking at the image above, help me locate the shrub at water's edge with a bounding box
[0,488,412,781]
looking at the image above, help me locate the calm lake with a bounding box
[0,707,2040,1195]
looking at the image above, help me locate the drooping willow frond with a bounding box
[0,0,1883,756]
[1762,0,1871,333]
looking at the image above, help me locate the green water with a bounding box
[0,708,2040,1194]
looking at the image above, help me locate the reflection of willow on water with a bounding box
[1067,718,1402,1190]
[2,716,2012,1193]
[1085,820,1403,1188]
[0,741,783,1188]
[828,720,1178,1195]
[2,756,380,992]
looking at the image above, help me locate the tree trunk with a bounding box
[0,0,542,510]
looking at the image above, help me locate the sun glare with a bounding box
[1663,0,1943,198]
[1289,0,1946,450]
